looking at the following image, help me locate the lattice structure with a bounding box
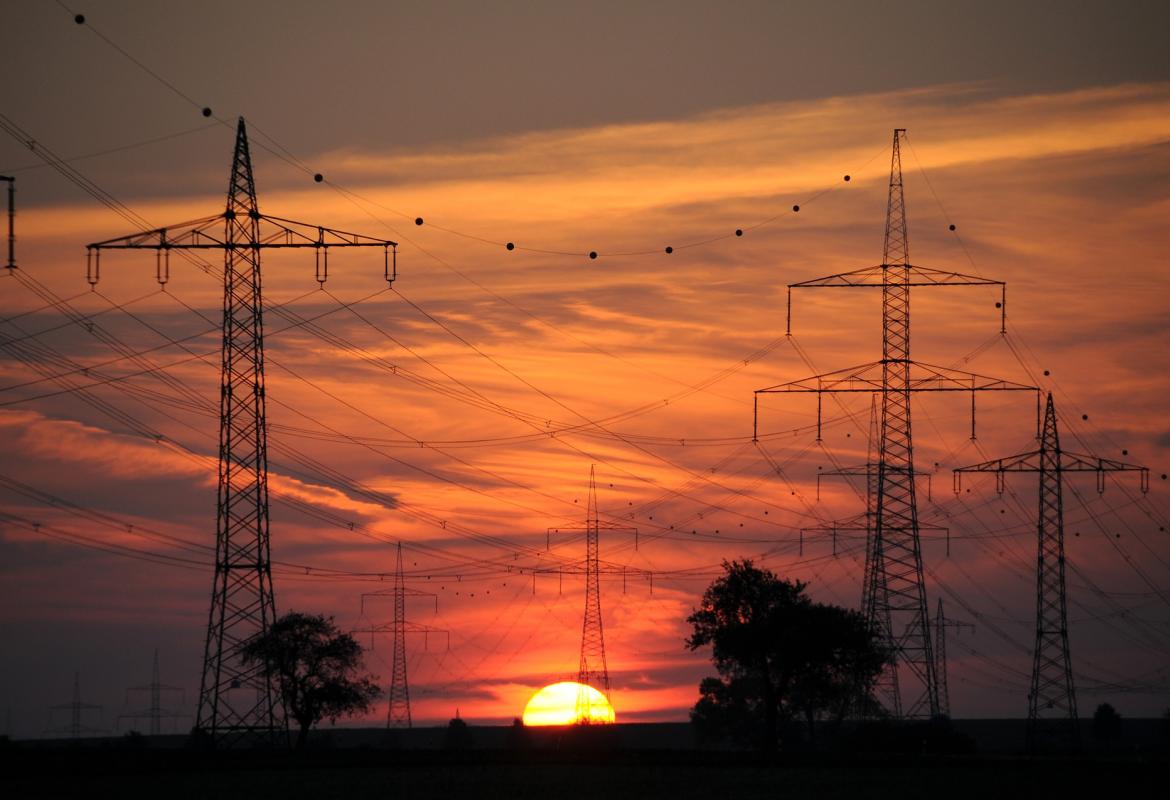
[954,393,1147,749]
[1,174,13,271]
[934,599,974,719]
[547,467,639,721]
[87,119,396,746]
[755,129,1035,719]
[119,649,186,735]
[354,543,444,730]
[579,466,610,703]
[47,673,103,739]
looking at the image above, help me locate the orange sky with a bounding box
[2,4,1169,738]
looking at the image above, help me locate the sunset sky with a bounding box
[2,1,1169,737]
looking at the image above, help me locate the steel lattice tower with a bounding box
[934,599,973,719]
[354,543,444,730]
[88,119,396,745]
[579,466,610,701]
[546,467,637,719]
[47,673,103,739]
[755,129,1035,719]
[387,544,411,727]
[954,394,1147,749]
[119,649,185,735]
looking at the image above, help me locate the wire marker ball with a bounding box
[589,251,598,260]
[313,173,323,183]
[75,14,85,24]
[506,242,515,251]
[735,229,743,237]
[844,174,851,182]
[949,224,956,231]
[415,217,424,226]
[202,107,212,117]
[792,204,800,212]
[664,246,673,254]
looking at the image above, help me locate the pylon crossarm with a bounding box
[353,621,447,636]
[1055,451,1147,474]
[785,264,1008,334]
[360,587,438,615]
[789,264,1004,289]
[755,359,1035,395]
[954,450,1149,493]
[86,213,395,250]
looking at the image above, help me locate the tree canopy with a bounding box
[241,611,381,749]
[687,559,887,751]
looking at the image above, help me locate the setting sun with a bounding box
[521,682,616,726]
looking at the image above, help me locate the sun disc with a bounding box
[522,681,615,726]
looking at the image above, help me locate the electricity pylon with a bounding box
[953,393,1147,749]
[119,649,186,735]
[547,467,637,721]
[754,129,1036,719]
[1,174,13,271]
[803,394,942,716]
[87,118,397,745]
[579,465,609,705]
[46,673,103,739]
[934,599,974,718]
[354,543,445,729]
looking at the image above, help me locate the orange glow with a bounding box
[521,682,616,726]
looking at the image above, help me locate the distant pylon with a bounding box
[545,470,637,720]
[87,118,396,745]
[755,128,1035,719]
[934,599,974,718]
[578,466,610,703]
[47,672,102,739]
[119,649,186,735]
[353,543,444,729]
[388,543,411,728]
[954,393,1147,749]
[1,174,14,271]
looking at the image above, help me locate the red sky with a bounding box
[2,2,1169,737]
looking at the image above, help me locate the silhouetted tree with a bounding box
[507,716,530,750]
[1092,702,1122,744]
[240,611,380,749]
[687,560,886,752]
[444,713,473,751]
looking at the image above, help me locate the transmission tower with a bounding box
[1,174,13,271]
[87,118,397,745]
[354,543,445,729]
[546,467,638,720]
[46,673,103,739]
[755,129,1036,718]
[953,393,1147,749]
[934,598,974,718]
[118,649,186,735]
[579,466,609,703]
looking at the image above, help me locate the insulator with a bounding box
[385,244,397,285]
[86,248,100,287]
[315,245,328,286]
[156,248,170,287]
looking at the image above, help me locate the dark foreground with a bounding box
[3,748,1167,800]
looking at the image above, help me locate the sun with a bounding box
[521,681,616,726]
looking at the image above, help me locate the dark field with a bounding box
[4,721,1167,799]
[4,751,1167,800]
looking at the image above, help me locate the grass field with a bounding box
[4,749,1167,800]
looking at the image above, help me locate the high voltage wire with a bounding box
[3,0,1163,708]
